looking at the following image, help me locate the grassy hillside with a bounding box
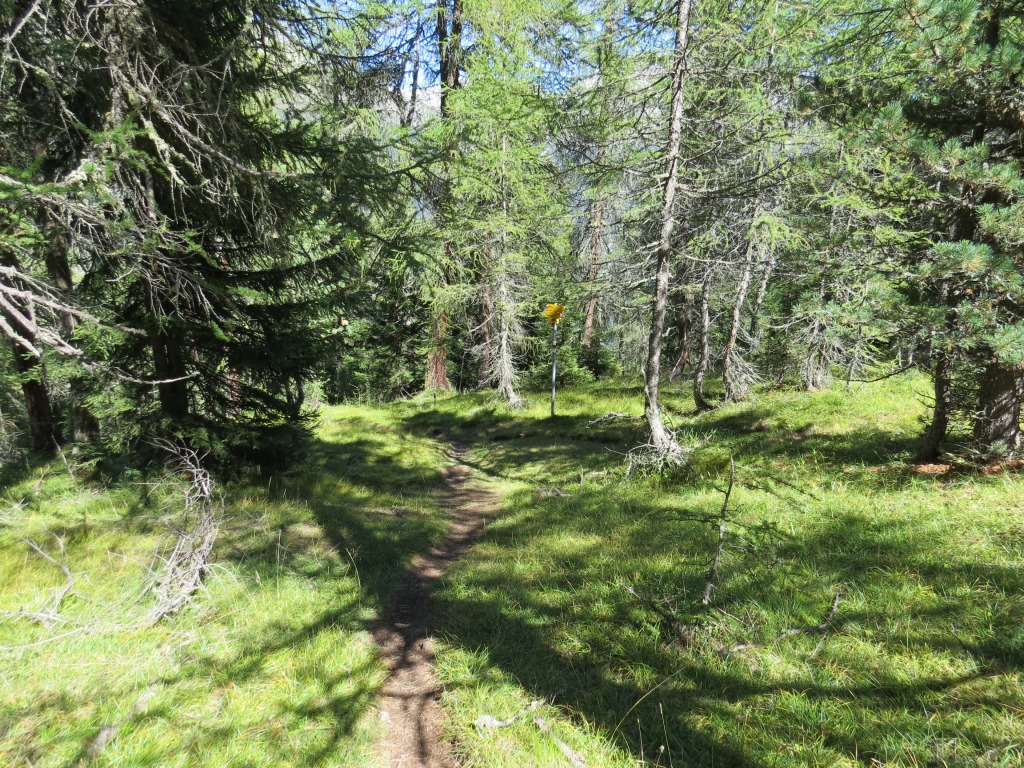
[2,376,1022,767]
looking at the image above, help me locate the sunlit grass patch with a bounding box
[0,406,451,767]
[420,375,1024,767]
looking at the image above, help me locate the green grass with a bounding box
[388,376,1024,767]
[0,406,451,767]
[2,376,1023,767]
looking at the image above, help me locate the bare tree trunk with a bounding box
[668,302,691,382]
[973,361,1022,454]
[490,134,523,409]
[582,199,604,348]
[804,279,829,392]
[492,266,523,409]
[747,250,777,346]
[693,270,712,412]
[803,318,827,392]
[917,352,952,462]
[644,0,693,461]
[722,234,757,402]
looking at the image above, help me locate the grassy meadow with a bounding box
[2,375,1023,766]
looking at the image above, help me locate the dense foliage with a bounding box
[2,0,1022,464]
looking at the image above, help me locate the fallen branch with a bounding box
[148,441,221,623]
[476,697,587,767]
[586,412,642,428]
[28,535,76,613]
[534,716,587,768]
[476,699,542,729]
[537,488,571,498]
[776,591,843,641]
[703,457,735,606]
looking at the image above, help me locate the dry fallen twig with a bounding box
[148,440,221,623]
[776,591,843,642]
[703,457,735,606]
[477,697,588,767]
[586,412,642,428]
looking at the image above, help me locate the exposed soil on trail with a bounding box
[371,444,497,767]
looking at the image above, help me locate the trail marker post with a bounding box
[543,304,565,418]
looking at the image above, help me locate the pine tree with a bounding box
[816,0,1024,458]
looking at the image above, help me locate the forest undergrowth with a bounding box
[2,376,1023,767]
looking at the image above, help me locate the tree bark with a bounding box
[150,330,189,421]
[747,250,777,345]
[668,300,691,382]
[973,361,1022,453]
[916,352,952,462]
[478,281,493,384]
[581,199,604,348]
[693,270,712,412]
[10,340,62,453]
[722,233,757,402]
[493,265,523,409]
[644,0,693,459]
[43,217,99,442]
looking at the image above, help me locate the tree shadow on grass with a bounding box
[430,487,1023,766]
[1,426,453,768]
[391,398,1024,766]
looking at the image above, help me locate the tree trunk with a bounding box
[973,361,1022,454]
[581,199,604,348]
[493,266,523,409]
[424,0,464,393]
[803,322,827,392]
[10,340,62,453]
[693,270,712,412]
[722,233,757,402]
[916,352,952,462]
[668,302,691,382]
[747,250,777,346]
[43,218,99,442]
[151,330,189,420]
[478,281,493,385]
[424,310,452,392]
[804,280,829,392]
[0,254,62,452]
[644,0,693,460]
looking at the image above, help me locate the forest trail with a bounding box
[371,443,498,767]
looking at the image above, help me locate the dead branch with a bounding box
[703,457,735,606]
[148,441,221,623]
[534,716,587,768]
[0,536,80,631]
[586,412,642,428]
[476,699,542,729]
[476,694,587,766]
[776,591,843,641]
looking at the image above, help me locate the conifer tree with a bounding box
[817,0,1024,458]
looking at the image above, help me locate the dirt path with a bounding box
[371,444,497,767]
